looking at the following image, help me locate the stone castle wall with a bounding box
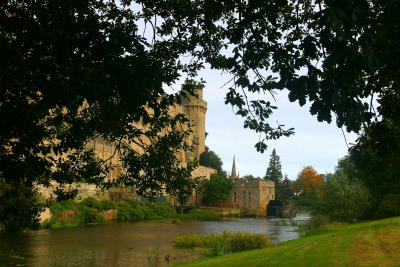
[36,181,139,202]
[37,86,212,205]
[37,166,216,205]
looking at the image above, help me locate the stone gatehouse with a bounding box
[224,157,275,215]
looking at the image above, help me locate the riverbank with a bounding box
[41,198,178,229]
[39,198,227,229]
[173,216,400,266]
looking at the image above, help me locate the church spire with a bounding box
[231,155,238,179]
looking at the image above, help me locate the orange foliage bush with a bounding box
[296,166,324,195]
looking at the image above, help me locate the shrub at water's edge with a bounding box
[43,199,109,228]
[42,198,177,228]
[179,209,221,221]
[173,231,270,256]
[174,233,207,248]
[116,200,177,221]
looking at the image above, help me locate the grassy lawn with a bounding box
[173,217,400,267]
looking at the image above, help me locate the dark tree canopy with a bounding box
[350,121,400,200]
[1,0,400,229]
[335,155,358,181]
[134,0,400,151]
[0,1,199,230]
[199,147,224,174]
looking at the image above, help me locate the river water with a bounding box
[0,213,310,266]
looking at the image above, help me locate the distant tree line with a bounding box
[263,148,400,222]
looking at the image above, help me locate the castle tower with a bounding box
[181,82,207,161]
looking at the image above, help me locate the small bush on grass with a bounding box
[173,231,269,256]
[180,209,221,221]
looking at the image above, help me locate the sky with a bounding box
[169,67,358,180]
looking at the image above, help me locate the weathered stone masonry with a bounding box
[224,157,275,215]
[37,85,215,205]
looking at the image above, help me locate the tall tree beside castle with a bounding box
[202,173,233,206]
[199,147,223,175]
[265,149,283,199]
[200,148,232,206]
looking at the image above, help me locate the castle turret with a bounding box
[181,82,207,161]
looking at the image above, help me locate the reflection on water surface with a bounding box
[0,215,309,266]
